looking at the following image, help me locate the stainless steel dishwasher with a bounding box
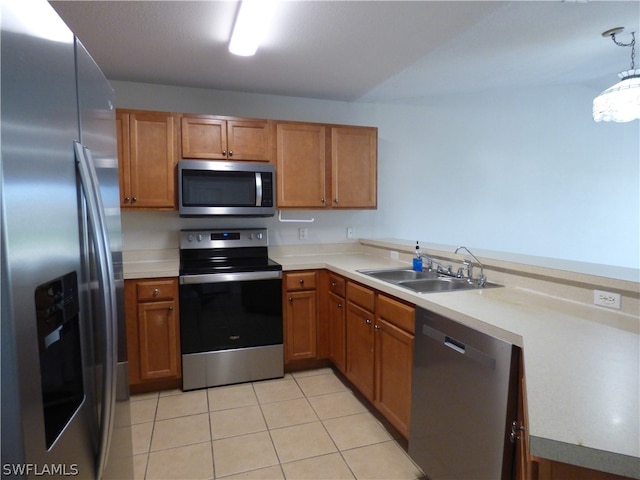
[409,307,520,480]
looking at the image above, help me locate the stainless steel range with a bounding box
[179,228,283,390]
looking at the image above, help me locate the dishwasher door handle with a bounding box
[444,336,466,354]
[422,324,496,370]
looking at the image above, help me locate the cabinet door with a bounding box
[127,111,177,208]
[227,120,272,162]
[285,290,317,362]
[346,301,374,401]
[328,291,346,373]
[276,123,327,208]
[116,111,131,205]
[331,126,377,208]
[181,116,227,160]
[514,352,534,480]
[374,318,414,438]
[137,300,179,380]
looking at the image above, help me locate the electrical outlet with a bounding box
[390,250,399,260]
[347,226,354,239]
[593,290,621,309]
[298,228,308,240]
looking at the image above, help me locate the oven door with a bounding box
[179,271,283,390]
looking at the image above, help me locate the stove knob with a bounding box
[197,234,203,242]
[257,233,263,240]
[187,234,194,242]
[248,233,254,240]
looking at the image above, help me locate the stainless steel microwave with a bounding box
[178,160,276,216]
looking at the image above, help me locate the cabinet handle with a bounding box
[153,288,160,296]
[222,149,227,155]
[299,279,304,285]
[132,197,137,203]
[334,198,338,204]
[365,318,372,325]
[168,306,173,311]
[338,303,342,308]
[288,297,293,302]
[124,196,130,203]
[331,282,336,287]
[228,150,233,156]
[374,324,380,331]
[321,197,326,204]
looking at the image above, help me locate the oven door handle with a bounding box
[179,271,282,285]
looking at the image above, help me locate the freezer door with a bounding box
[1,0,95,476]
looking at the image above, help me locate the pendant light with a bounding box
[593,28,640,123]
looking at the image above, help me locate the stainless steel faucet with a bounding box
[454,246,486,287]
[419,252,452,275]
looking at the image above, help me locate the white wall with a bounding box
[112,81,639,276]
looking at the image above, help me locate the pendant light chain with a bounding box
[610,31,636,69]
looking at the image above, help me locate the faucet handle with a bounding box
[462,259,473,278]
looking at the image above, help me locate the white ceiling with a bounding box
[50,0,640,103]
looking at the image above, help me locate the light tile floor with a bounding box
[130,368,424,480]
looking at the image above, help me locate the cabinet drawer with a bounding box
[136,279,176,302]
[328,273,346,297]
[376,294,415,334]
[285,271,317,291]
[347,281,375,312]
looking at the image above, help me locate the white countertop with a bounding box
[122,247,639,477]
[271,251,640,479]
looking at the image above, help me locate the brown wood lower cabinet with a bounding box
[534,459,634,480]
[345,281,376,401]
[328,290,346,372]
[125,277,181,393]
[345,300,375,401]
[374,294,415,438]
[343,281,415,438]
[284,271,318,363]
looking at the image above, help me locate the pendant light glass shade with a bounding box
[593,69,640,122]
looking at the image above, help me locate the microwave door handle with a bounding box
[255,172,262,207]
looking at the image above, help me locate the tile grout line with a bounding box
[205,387,216,480]
[142,392,159,480]
[291,372,360,480]
[250,380,286,479]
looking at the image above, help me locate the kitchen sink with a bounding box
[357,268,439,282]
[357,267,501,294]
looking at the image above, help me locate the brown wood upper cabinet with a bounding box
[181,115,273,162]
[276,122,377,209]
[116,109,178,209]
[331,126,377,208]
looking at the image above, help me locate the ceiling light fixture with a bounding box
[593,27,640,123]
[229,0,279,57]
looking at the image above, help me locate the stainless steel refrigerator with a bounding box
[1,1,133,478]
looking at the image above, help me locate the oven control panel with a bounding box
[180,228,268,249]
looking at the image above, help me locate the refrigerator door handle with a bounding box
[75,141,118,480]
